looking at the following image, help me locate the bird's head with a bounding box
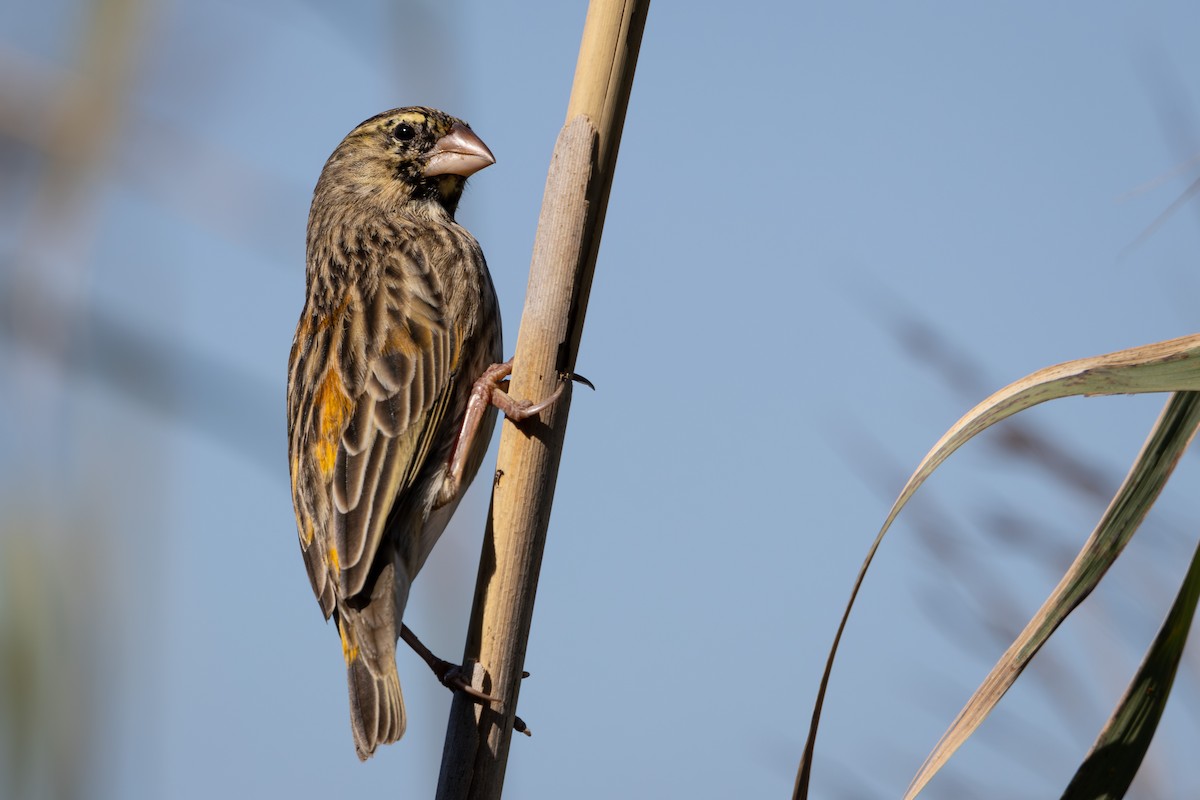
[314,106,495,218]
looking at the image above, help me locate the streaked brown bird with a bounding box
[287,107,553,759]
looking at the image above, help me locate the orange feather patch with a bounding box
[338,618,359,664]
[314,369,354,476]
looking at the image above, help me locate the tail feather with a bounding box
[347,656,405,761]
[338,561,406,760]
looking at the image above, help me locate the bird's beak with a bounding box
[424,123,496,178]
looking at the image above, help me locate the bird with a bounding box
[286,107,558,759]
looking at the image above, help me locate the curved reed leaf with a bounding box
[1059,514,1200,800]
[905,391,1200,798]
[795,334,1200,799]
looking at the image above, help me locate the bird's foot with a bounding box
[445,360,592,498]
[433,661,499,704]
[474,359,560,421]
[400,624,496,703]
[400,624,533,735]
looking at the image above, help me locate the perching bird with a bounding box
[287,107,554,759]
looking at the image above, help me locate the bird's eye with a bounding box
[393,122,416,141]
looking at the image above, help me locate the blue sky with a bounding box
[3,2,1200,798]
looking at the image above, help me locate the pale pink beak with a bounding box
[424,123,495,178]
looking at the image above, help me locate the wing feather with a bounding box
[290,223,484,616]
[334,258,460,598]
[333,412,373,515]
[342,396,374,455]
[337,441,376,568]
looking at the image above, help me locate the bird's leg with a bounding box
[400,624,496,703]
[400,624,533,734]
[444,359,566,497]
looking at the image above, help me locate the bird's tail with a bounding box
[345,649,405,761]
[336,575,406,760]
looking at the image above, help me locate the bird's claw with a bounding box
[483,362,562,422]
[477,360,594,424]
[559,370,595,391]
[436,662,498,704]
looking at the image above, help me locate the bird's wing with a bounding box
[288,327,340,616]
[332,270,460,599]
[289,250,460,615]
